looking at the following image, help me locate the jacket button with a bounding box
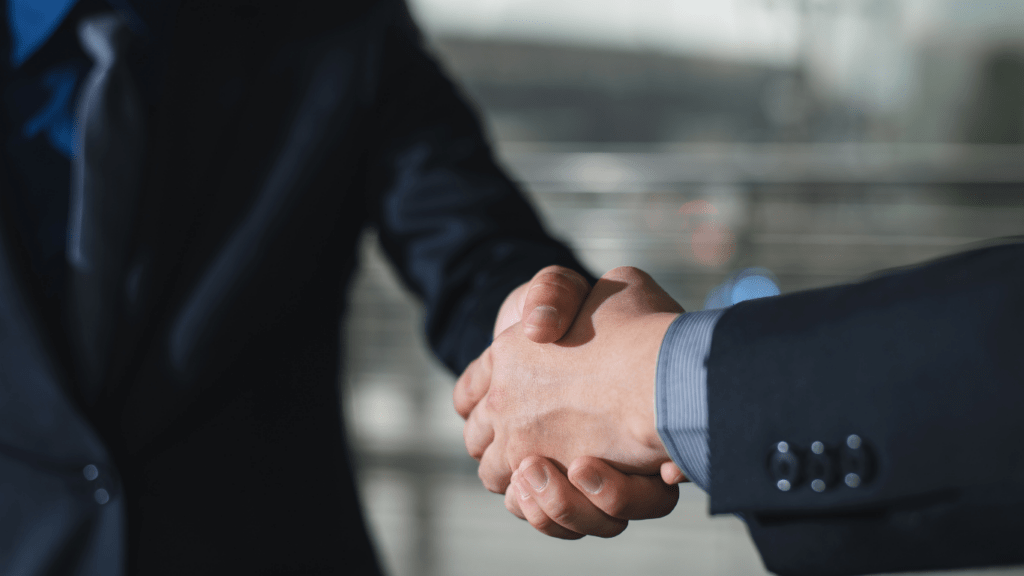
[769,441,801,491]
[82,463,116,505]
[806,441,836,492]
[841,434,873,487]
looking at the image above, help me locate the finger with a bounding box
[661,461,688,485]
[477,441,513,494]
[462,400,494,461]
[453,348,493,419]
[512,467,586,540]
[504,472,527,521]
[521,265,591,343]
[515,456,628,538]
[568,456,679,520]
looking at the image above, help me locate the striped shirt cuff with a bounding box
[655,309,725,493]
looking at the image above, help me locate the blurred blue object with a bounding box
[8,0,78,66]
[704,267,781,310]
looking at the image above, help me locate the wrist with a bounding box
[632,311,683,456]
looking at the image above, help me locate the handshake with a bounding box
[453,265,689,540]
[451,244,1024,574]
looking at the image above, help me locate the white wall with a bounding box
[407,0,802,65]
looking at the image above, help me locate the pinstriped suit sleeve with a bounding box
[655,309,725,493]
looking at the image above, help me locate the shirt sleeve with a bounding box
[655,309,725,493]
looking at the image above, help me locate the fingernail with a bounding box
[523,464,548,491]
[526,306,559,330]
[577,469,603,494]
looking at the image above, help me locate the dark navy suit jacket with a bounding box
[0,1,590,573]
[707,241,1024,575]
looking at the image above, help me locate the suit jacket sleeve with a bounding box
[363,2,594,374]
[705,241,1024,576]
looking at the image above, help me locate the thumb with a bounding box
[519,265,591,343]
[567,456,680,520]
[660,461,688,485]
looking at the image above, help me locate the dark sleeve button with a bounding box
[841,434,873,487]
[805,441,836,492]
[769,441,802,491]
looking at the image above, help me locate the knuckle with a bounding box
[544,497,575,527]
[453,390,471,419]
[483,384,508,414]
[458,382,484,415]
[530,270,587,298]
[479,471,505,495]
[605,498,631,520]
[454,362,487,419]
[488,336,519,369]
[466,444,484,461]
[537,264,567,275]
[530,514,561,535]
[518,455,546,469]
[463,424,485,460]
[535,265,578,283]
[547,266,589,290]
[604,265,645,282]
[504,444,530,476]
[568,458,600,480]
[505,495,522,517]
[527,280,572,301]
[479,460,511,494]
[464,441,484,461]
[489,332,513,357]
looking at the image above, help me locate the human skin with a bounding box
[491,265,593,344]
[464,266,688,538]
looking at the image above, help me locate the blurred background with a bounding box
[341,1,1024,574]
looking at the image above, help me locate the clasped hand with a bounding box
[454,266,688,539]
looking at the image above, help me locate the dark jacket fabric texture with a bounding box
[0,1,590,574]
[707,241,1024,576]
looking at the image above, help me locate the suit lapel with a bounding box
[64,2,274,402]
[0,166,90,435]
[86,1,296,402]
[79,0,375,419]
[65,13,150,405]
